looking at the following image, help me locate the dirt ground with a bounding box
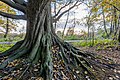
[79,46,120,64]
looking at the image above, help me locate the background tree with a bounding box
[0,1,17,38]
[86,0,120,40]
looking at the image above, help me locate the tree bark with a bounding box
[4,18,9,38]
[102,6,109,38]
[62,11,69,39]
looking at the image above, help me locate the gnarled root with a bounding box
[0,35,115,80]
[52,36,115,80]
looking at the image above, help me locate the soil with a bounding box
[79,46,120,64]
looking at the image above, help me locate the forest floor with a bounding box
[79,46,120,64]
[79,45,120,80]
[0,44,120,80]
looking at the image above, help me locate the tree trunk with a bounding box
[0,0,115,80]
[102,6,109,38]
[62,11,69,39]
[118,30,120,43]
[118,14,120,43]
[4,18,9,38]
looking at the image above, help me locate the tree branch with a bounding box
[105,2,120,12]
[53,2,82,22]
[0,11,26,20]
[53,1,72,18]
[13,0,27,6]
[0,0,26,13]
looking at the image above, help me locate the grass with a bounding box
[0,39,118,53]
[64,35,85,40]
[0,37,22,53]
[0,44,14,53]
[72,39,118,48]
[0,37,23,42]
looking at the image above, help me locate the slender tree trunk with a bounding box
[91,26,95,47]
[113,8,120,40]
[102,6,109,38]
[4,6,10,38]
[118,30,120,43]
[72,12,76,35]
[4,18,9,38]
[54,1,57,30]
[110,17,113,35]
[62,11,69,39]
[118,14,120,43]
[87,11,92,38]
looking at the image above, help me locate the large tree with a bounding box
[0,0,115,80]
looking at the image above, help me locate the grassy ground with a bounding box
[72,39,118,47]
[0,37,23,42]
[0,44,14,53]
[0,39,119,64]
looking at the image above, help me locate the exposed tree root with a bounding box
[0,35,117,80]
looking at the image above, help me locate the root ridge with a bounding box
[0,39,117,80]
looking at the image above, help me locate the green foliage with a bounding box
[72,41,91,47]
[72,39,118,48]
[95,39,118,45]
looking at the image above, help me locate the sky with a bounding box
[55,3,89,34]
[0,3,89,34]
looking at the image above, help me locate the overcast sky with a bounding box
[14,3,88,34]
[55,3,88,34]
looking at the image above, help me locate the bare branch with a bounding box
[53,1,82,22]
[0,11,26,20]
[53,1,72,18]
[0,0,26,13]
[13,0,27,6]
